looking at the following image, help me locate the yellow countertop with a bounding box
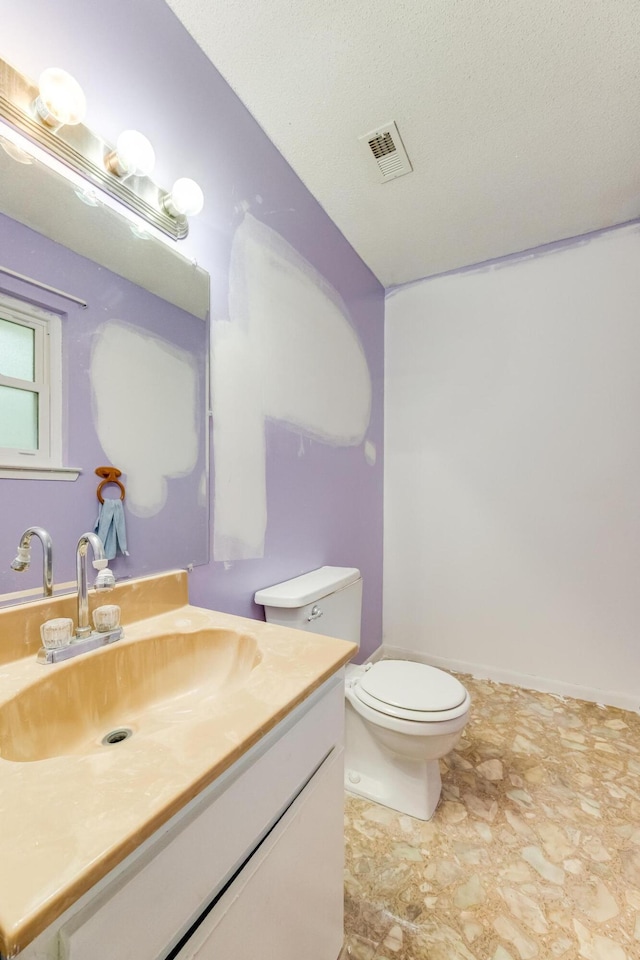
[0,571,356,956]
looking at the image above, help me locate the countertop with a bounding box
[0,571,356,956]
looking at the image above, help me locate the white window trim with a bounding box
[0,293,81,481]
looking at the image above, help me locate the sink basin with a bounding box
[0,628,261,762]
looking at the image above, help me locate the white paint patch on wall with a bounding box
[91,321,198,517]
[384,224,640,709]
[213,215,372,561]
[198,470,208,508]
[212,321,267,560]
[364,440,377,466]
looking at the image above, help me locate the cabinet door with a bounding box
[176,747,345,960]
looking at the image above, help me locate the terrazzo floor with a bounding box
[341,675,640,960]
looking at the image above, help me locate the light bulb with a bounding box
[74,186,100,207]
[0,136,34,165]
[164,178,204,217]
[106,130,155,178]
[35,68,86,127]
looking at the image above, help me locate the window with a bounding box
[0,293,66,477]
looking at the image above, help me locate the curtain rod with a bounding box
[0,264,88,308]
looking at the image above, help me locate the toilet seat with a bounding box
[353,660,470,722]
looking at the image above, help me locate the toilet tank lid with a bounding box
[254,566,361,608]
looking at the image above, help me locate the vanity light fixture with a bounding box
[0,57,203,240]
[0,116,163,242]
[34,68,86,128]
[163,177,205,218]
[105,130,156,178]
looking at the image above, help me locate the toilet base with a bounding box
[345,757,442,821]
[344,696,449,820]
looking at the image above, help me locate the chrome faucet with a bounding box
[36,532,123,664]
[75,532,115,639]
[10,526,54,597]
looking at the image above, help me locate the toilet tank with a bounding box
[254,566,362,647]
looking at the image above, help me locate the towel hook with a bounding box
[95,466,126,504]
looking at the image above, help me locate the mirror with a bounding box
[0,141,210,606]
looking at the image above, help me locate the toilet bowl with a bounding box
[254,566,470,821]
[344,660,470,820]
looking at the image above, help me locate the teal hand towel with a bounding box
[94,499,129,560]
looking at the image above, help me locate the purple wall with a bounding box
[1,0,384,656]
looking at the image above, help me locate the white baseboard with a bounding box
[380,644,640,714]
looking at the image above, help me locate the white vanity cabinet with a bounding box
[14,674,346,960]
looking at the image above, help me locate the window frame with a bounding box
[0,292,71,478]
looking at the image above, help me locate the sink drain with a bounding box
[102,727,133,746]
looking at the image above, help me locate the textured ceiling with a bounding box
[166,0,640,286]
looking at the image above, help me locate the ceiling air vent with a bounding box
[359,121,412,183]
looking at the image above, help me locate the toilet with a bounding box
[254,566,470,821]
